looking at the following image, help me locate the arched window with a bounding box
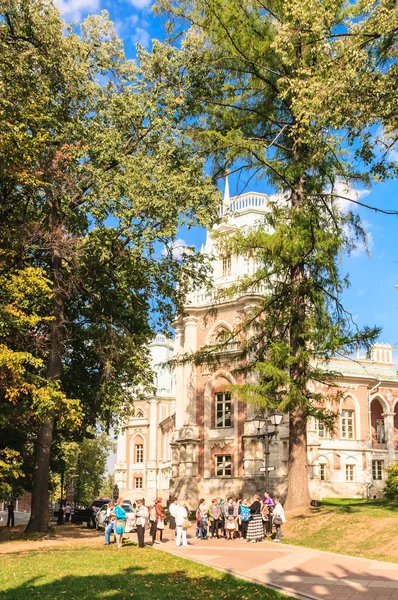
[370,397,387,449]
[135,409,144,418]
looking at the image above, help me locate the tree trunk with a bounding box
[26,244,64,533]
[284,406,311,510]
[284,179,311,510]
[25,418,54,533]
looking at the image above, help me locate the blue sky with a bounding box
[56,0,398,364]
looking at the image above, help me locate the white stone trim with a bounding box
[205,319,234,346]
[339,393,361,440]
[204,369,237,478]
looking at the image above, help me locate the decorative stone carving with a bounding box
[233,315,242,325]
[178,421,200,442]
[200,320,209,331]
[210,441,234,450]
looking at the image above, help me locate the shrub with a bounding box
[384,462,398,500]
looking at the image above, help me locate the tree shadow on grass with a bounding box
[1,564,287,600]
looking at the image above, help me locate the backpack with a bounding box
[310,500,321,507]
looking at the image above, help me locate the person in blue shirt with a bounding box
[114,497,127,548]
[238,498,251,540]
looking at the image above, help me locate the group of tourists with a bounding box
[103,492,286,548]
[192,492,286,543]
[103,496,190,548]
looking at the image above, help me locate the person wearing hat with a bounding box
[134,498,149,548]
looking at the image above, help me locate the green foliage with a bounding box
[156,0,385,507]
[385,462,398,500]
[0,0,219,525]
[58,432,115,505]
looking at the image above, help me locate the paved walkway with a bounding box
[157,534,398,600]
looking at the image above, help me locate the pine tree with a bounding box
[156,0,385,507]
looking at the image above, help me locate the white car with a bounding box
[96,501,137,532]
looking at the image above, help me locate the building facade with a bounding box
[115,185,398,505]
[114,335,176,504]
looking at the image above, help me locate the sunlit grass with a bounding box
[283,498,398,563]
[0,542,293,600]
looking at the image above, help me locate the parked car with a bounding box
[96,500,137,532]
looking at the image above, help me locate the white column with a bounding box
[116,425,127,464]
[149,399,158,462]
[146,399,159,494]
[183,316,198,425]
[174,325,185,430]
[383,412,396,466]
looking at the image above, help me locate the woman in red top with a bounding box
[149,497,166,545]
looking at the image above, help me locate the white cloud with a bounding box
[54,0,100,20]
[128,0,152,8]
[328,180,371,213]
[114,14,139,36]
[131,26,151,47]
[161,239,191,260]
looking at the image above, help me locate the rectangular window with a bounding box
[345,464,355,482]
[215,392,232,428]
[215,455,232,477]
[134,477,143,489]
[376,420,386,444]
[341,410,354,439]
[222,255,231,277]
[315,419,325,438]
[135,444,144,463]
[319,464,326,481]
[372,460,384,481]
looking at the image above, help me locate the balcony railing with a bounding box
[218,192,269,216]
[186,282,268,307]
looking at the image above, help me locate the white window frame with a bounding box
[341,409,354,439]
[215,392,232,428]
[215,455,232,477]
[345,464,355,482]
[372,459,383,481]
[134,476,143,489]
[222,255,232,277]
[315,419,326,438]
[135,444,144,463]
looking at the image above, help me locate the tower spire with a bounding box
[223,170,230,210]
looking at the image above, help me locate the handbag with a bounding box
[273,516,283,525]
[262,514,269,522]
[182,519,191,529]
[157,519,165,530]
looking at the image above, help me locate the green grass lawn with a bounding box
[0,541,292,600]
[284,498,398,563]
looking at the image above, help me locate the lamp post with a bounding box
[254,408,283,492]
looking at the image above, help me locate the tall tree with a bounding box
[156,0,386,507]
[0,0,218,531]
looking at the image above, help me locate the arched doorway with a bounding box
[370,398,386,449]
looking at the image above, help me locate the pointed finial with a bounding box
[223,170,230,209]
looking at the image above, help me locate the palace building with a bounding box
[115,183,398,505]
